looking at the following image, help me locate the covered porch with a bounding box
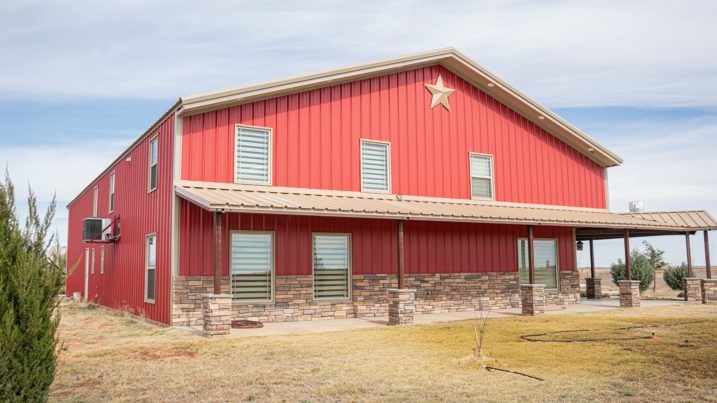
[180,298,688,338]
[174,180,716,337]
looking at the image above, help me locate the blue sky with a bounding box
[1,0,715,267]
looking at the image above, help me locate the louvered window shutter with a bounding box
[235,127,271,184]
[313,235,350,299]
[361,141,389,192]
[231,233,273,301]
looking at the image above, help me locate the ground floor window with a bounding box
[230,232,274,301]
[518,238,558,288]
[312,234,350,299]
[145,234,156,302]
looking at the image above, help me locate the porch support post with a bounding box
[589,239,596,279]
[528,225,535,284]
[521,225,544,315]
[214,211,222,295]
[683,231,704,302]
[686,232,694,277]
[585,239,601,299]
[624,230,631,280]
[705,230,712,279]
[397,220,405,289]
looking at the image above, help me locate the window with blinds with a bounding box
[518,238,558,288]
[235,126,271,185]
[313,234,350,299]
[470,154,493,200]
[145,234,156,302]
[148,137,158,192]
[231,232,273,301]
[108,172,115,213]
[360,140,390,192]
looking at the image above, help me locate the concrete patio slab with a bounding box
[177,298,688,338]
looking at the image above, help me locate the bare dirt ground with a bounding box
[578,266,708,299]
[50,301,717,402]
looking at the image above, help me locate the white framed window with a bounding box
[230,231,274,302]
[108,172,115,213]
[234,125,272,185]
[92,185,98,216]
[145,234,157,303]
[91,248,95,274]
[312,234,351,300]
[100,245,105,274]
[360,140,390,193]
[148,136,159,192]
[518,238,559,289]
[470,153,494,200]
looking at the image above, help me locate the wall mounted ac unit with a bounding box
[82,217,112,242]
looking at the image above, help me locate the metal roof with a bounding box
[175,181,708,232]
[622,211,717,231]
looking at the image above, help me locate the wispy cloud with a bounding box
[1,0,716,107]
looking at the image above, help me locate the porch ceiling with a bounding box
[175,181,715,233]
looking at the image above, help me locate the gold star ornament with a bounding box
[425,74,455,111]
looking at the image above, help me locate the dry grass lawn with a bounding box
[50,302,717,402]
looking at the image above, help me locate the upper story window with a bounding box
[92,185,98,216]
[235,125,272,185]
[148,136,159,192]
[470,153,494,200]
[108,172,115,213]
[360,140,390,193]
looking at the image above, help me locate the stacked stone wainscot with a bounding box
[173,270,582,325]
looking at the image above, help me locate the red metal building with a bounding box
[66,49,716,326]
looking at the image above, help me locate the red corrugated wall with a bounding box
[66,115,174,324]
[179,200,575,277]
[181,65,606,208]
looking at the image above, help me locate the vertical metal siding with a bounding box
[179,201,575,277]
[66,115,174,324]
[181,65,606,208]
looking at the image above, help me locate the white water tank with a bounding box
[629,201,644,213]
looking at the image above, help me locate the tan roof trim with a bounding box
[66,99,182,208]
[179,48,622,167]
[175,181,695,231]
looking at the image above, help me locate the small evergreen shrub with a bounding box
[0,173,65,402]
[610,250,655,293]
[663,263,689,291]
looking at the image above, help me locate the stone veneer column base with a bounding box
[585,278,602,299]
[521,284,545,315]
[701,279,717,304]
[618,280,640,308]
[388,289,416,325]
[202,294,232,338]
[683,278,703,303]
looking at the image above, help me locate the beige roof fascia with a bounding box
[175,181,695,231]
[179,48,622,167]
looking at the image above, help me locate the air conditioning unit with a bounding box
[82,217,112,242]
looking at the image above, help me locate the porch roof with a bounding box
[176,181,716,232]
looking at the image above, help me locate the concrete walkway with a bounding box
[179,298,687,338]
